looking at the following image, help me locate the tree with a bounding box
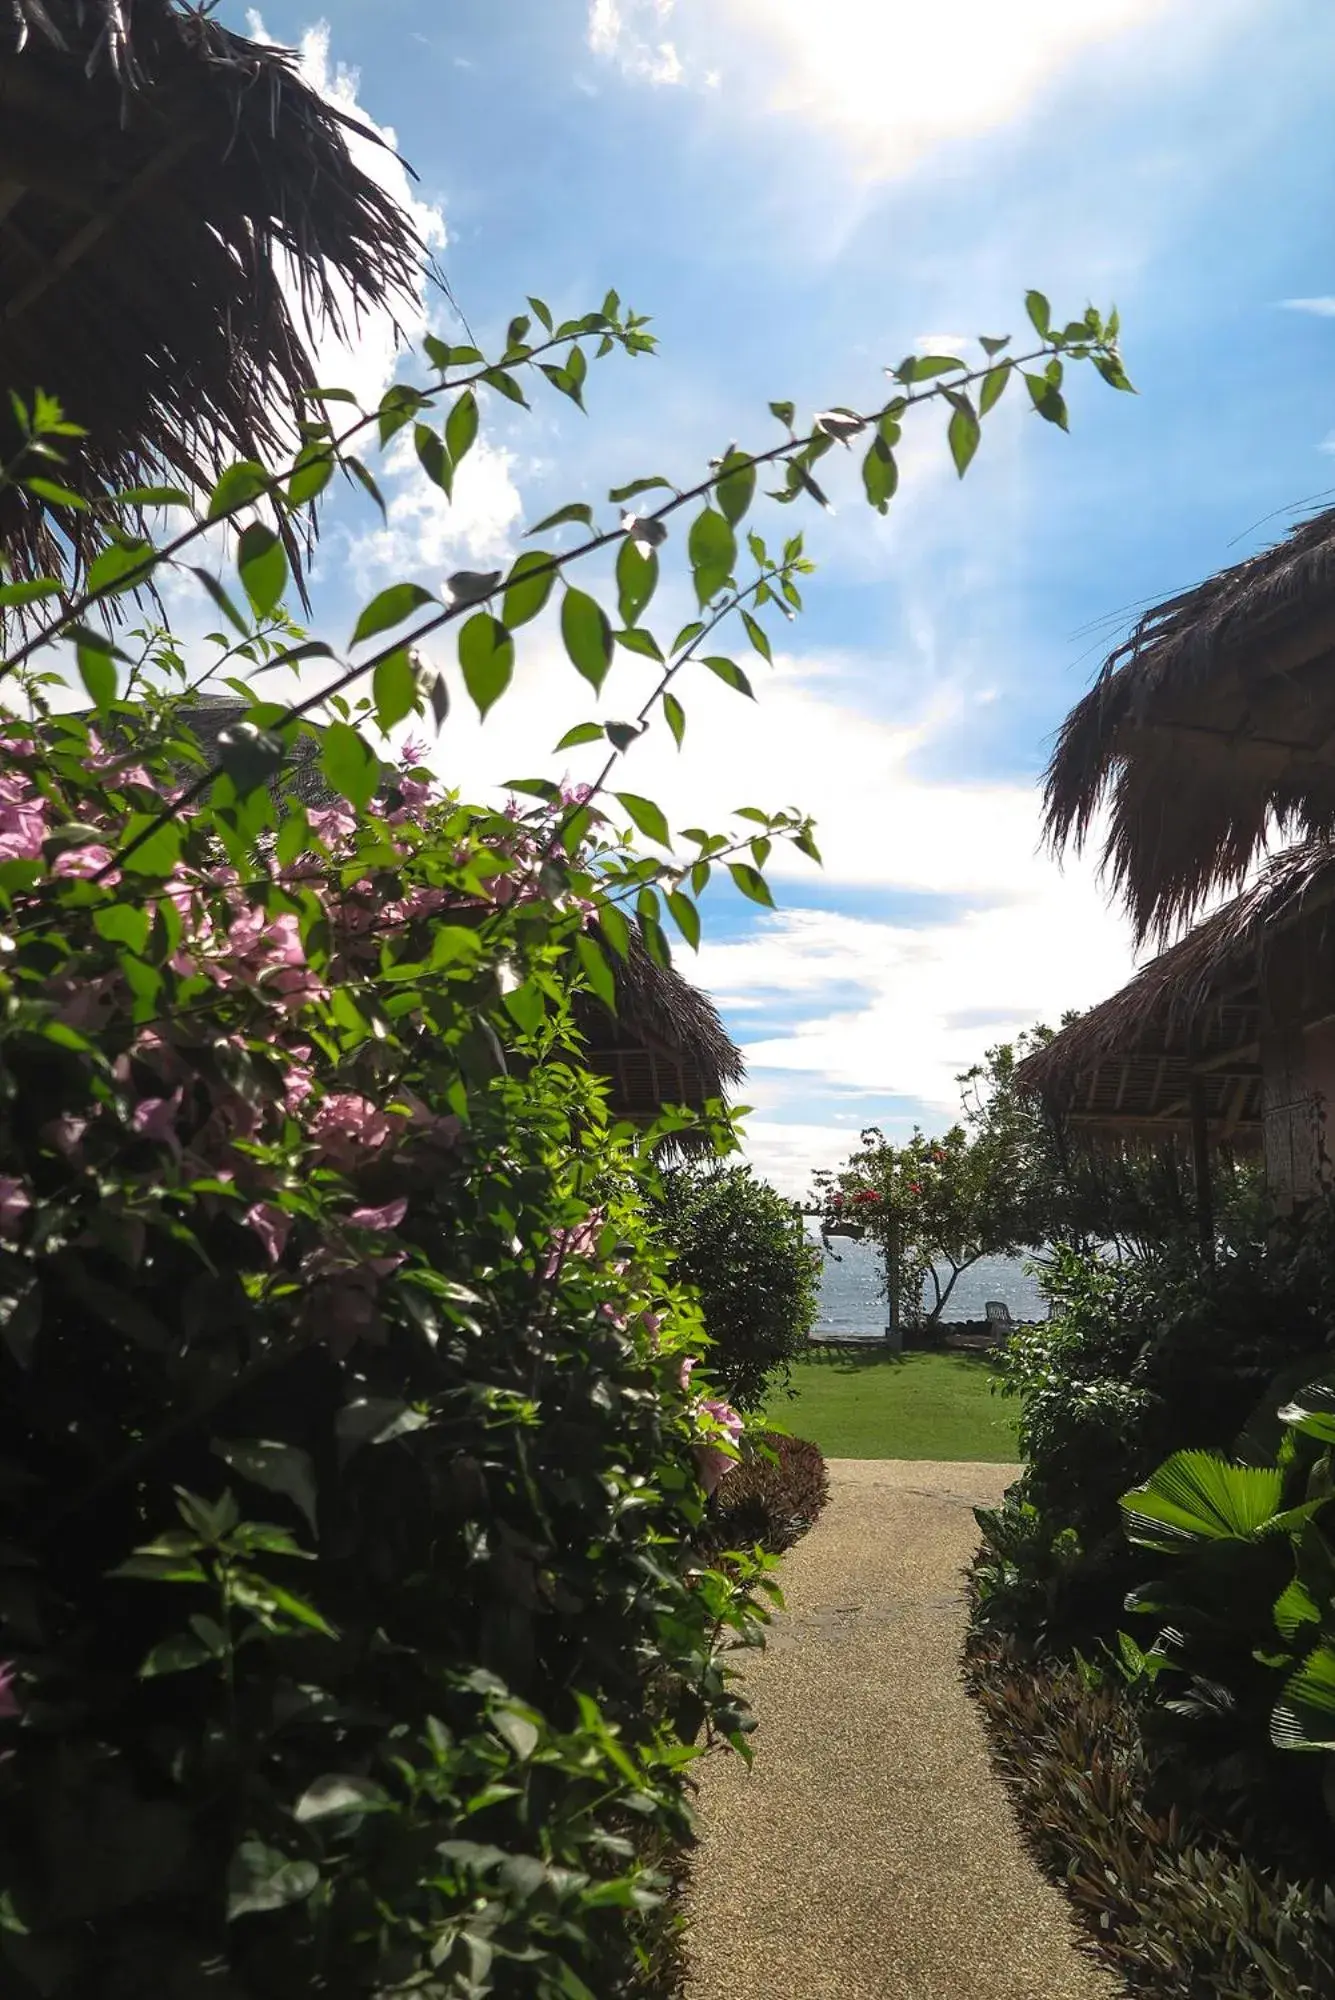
[654,1164,821,1409]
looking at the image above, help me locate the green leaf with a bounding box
[1120,1451,1286,1554]
[769,400,795,427]
[741,610,772,664]
[414,422,451,496]
[1025,290,1052,338]
[1024,373,1069,430]
[1094,351,1135,393]
[616,536,658,628]
[728,862,774,908]
[555,721,603,750]
[23,476,88,509]
[1272,1643,1335,1752]
[503,550,556,628]
[527,501,595,536]
[445,388,479,467]
[688,507,736,606]
[77,639,117,709]
[616,626,664,662]
[979,334,1011,357]
[604,720,642,753]
[236,523,287,618]
[609,475,674,503]
[207,461,269,522]
[494,1706,541,1761]
[600,903,631,958]
[227,1842,319,1921]
[212,1438,319,1539]
[459,614,515,719]
[946,395,981,477]
[979,363,1011,415]
[321,722,380,809]
[1279,1379,1335,1444]
[484,366,529,407]
[615,792,671,846]
[373,649,419,733]
[575,932,615,1009]
[702,655,754,698]
[667,889,700,948]
[663,690,685,748]
[561,588,614,692]
[140,1631,216,1678]
[716,450,757,527]
[351,581,436,647]
[286,444,335,507]
[95,904,151,952]
[528,295,554,330]
[0,577,60,608]
[861,435,898,514]
[86,539,155,599]
[293,1774,389,1822]
[1274,1574,1323,1643]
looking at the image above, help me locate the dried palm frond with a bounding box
[0,0,423,591]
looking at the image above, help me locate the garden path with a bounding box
[685,1459,1124,2000]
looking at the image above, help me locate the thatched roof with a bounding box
[0,1,422,587]
[576,929,744,1127]
[1045,505,1335,942]
[1017,840,1335,1142]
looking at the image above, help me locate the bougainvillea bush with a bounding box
[0,285,1130,1995]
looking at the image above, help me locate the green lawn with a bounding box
[765,1349,1020,1461]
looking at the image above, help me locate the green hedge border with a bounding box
[963,1628,1335,1998]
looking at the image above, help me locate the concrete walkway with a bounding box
[685,1460,1124,2000]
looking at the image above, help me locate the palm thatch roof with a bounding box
[0,0,423,587]
[1017,839,1335,1143]
[1045,505,1335,942]
[575,928,744,1127]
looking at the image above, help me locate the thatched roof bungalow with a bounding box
[0,0,422,586]
[1046,507,1335,943]
[1019,841,1335,1215]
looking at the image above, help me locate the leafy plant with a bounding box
[698,1432,831,1558]
[0,276,1129,1993]
[653,1164,820,1410]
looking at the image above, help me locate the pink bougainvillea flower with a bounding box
[641,1311,664,1342]
[244,1202,292,1265]
[307,1093,393,1170]
[400,735,430,768]
[598,1301,629,1331]
[131,1091,184,1155]
[695,1397,745,1496]
[308,803,358,848]
[52,844,119,884]
[43,1112,89,1161]
[679,1355,698,1392]
[0,1178,31,1239]
[0,794,48,862]
[349,1196,408,1232]
[541,1208,604,1280]
[0,1663,19,1719]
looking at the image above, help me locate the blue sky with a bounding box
[242,0,1335,1194]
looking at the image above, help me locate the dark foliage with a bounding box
[965,1632,1335,1999]
[699,1432,830,1558]
[653,1165,820,1411]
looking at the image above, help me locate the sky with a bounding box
[237,0,1335,1196]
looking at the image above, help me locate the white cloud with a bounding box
[345,432,525,588]
[246,15,447,411]
[588,0,685,86]
[1282,297,1335,317]
[689,0,1186,179]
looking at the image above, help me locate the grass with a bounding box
[765,1348,1020,1461]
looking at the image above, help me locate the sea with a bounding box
[804,1222,1048,1337]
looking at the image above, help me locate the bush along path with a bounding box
[685,1460,1125,2000]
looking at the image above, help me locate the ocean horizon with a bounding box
[805,1223,1049,1336]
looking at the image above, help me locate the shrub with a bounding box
[699,1432,830,1557]
[965,1631,1335,1998]
[653,1165,821,1411]
[982,1231,1335,1651]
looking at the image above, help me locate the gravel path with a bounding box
[685,1459,1125,2000]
